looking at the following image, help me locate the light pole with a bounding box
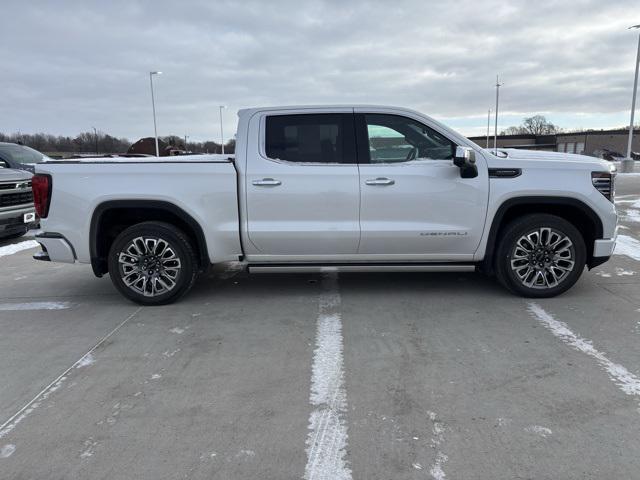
[149,71,162,157]
[494,75,502,155]
[184,135,188,151]
[623,25,640,173]
[92,126,98,155]
[486,109,491,148]
[219,105,226,155]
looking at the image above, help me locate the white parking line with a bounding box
[0,307,141,441]
[304,273,351,480]
[0,301,70,311]
[427,410,448,480]
[0,240,39,258]
[528,303,640,397]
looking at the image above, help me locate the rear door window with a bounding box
[265,114,355,164]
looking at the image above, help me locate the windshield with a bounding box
[0,144,48,164]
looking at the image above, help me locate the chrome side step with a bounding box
[248,264,476,274]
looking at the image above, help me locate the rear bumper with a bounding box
[35,232,76,263]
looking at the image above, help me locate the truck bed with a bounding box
[36,155,242,265]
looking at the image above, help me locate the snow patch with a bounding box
[528,303,640,396]
[304,273,351,480]
[235,449,256,459]
[615,268,635,276]
[80,438,98,459]
[497,417,511,427]
[622,209,640,223]
[525,425,552,438]
[0,444,15,458]
[0,301,70,311]
[0,240,39,258]
[75,353,95,368]
[614,235,640,262]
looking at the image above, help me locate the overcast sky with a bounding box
[1,0,638,141]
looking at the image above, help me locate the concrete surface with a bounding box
[1,174,640,479]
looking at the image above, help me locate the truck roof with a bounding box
[41,153,234,164]
[238,104,426,117]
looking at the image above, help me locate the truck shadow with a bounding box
[188,269,511,303]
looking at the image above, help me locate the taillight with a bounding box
[591,171,615,202]
[32,174,52,218]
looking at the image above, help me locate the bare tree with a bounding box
[501,115,561,136]
[521,115,561,135]
[501,126,526,135]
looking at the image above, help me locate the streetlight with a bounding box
[219,105,226,155]
[486,109,491,148]
[623,25,640,173]
[184,135,189,151]
[494,75,503,155]
[149,71,162,157]
[92,126,98,155]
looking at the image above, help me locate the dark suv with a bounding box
[0,168,37,240]
[0,142,50,173]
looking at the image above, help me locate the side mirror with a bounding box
[453,146,478,178]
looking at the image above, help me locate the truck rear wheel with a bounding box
[495,214,586,298]
[108,221,198,305]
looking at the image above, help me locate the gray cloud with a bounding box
[1,0,638,139]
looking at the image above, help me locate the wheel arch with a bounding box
[483,196,603,273]
[89,200,209,277]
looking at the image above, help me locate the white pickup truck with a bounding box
[32,105,617,305]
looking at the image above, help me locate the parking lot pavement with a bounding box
[1,176,640,479]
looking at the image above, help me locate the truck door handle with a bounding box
[252,178,282,186]
[365,177,395,186]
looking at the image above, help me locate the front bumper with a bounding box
[0,205,37,236]
[588,237,616,269]
[593,238,616,258]
[35,232,76,263]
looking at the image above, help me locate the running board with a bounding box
[248,263,476,274]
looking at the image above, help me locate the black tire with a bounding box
[494,214,586,298]
[107,221,198,305]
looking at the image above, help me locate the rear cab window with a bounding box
[265,114,356,164]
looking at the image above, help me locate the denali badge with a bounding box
[420,231,468,236]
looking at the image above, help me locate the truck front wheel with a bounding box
[495,214,586,298]
[108,221,198,305]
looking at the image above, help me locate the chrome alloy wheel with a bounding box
[510,227,575,289]
[118,236,182,297]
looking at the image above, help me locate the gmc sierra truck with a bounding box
[31,106,617,305]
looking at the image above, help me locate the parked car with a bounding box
[0,167,37,240]
[0,142,51,173]
[32,105,617,304]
